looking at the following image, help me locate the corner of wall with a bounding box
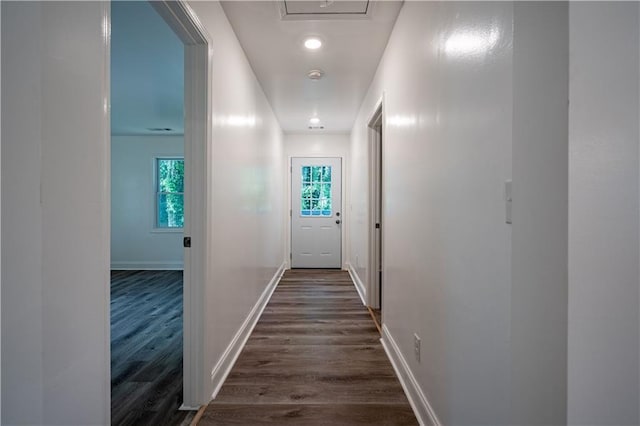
[346,262,366,305]
[511,2,569,423]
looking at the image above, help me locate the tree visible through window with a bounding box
[156,158,184,228]
[301,165,332,216]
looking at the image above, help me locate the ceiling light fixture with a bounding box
[307,69,324,80]
[304,37,322,50]
[309,117,321,125]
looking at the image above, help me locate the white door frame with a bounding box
[286,156,347,269]
[150,0,211,409]
[367,96,385,309]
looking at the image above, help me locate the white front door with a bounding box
[291,157,342,268]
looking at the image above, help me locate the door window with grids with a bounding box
[300,165,333,216]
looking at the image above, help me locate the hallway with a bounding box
[3,2,640,425]
[197,269,417,425]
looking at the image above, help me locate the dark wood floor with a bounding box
[111,270,190,426]
[198,269,417,425]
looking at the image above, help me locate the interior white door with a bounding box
[291,157,342,268]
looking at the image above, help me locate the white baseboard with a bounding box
[346,262,366,306]
[381,324,441,426]
[111,260,184,270]
[209,261,287,399]
[178,404,200,411]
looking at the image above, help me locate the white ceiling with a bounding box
[220,0,403,133]
[111,1,184,136]
[111,1,401,136]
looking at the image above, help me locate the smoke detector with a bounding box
[307,69,324,80]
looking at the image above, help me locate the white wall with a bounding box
[568,3,640,425]
[186,0,285,402]
[2,0,286,422]
[349,3,513,424]
[350,3,640,425]
[510,3,569,424]
[284,133,350,269]
[2,2,110,425]
[111,135,184,269]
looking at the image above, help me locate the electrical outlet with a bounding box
[414,333,421,363]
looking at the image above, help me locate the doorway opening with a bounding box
[110,0,210,422]
[368,100,384,328]
[110,2,187,423]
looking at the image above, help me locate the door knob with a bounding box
[336,219,341,224]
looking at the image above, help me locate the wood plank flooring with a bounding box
[111,270,191,426]
[198,269,417,425]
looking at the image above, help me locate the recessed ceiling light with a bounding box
[304,37,322,50]
[309,117,320,125]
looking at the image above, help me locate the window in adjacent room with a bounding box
[156,157,184,228]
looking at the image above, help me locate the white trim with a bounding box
[366,95,385,131]
[149,228,184,234]
[367,95,384,309]
[183,39,210,407]
[178,404,200,411]
[110,261,184,270]
[101,3,112,423]
[381,324,441,426]
[151,0,213,408]
[346,262,367,306]
[209,261,286,400]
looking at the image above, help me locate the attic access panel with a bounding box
[281,1,371,19]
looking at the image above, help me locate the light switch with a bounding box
[505,180,512,202]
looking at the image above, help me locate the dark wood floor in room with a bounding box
[198,269,417,425]
[111,270,190,426]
